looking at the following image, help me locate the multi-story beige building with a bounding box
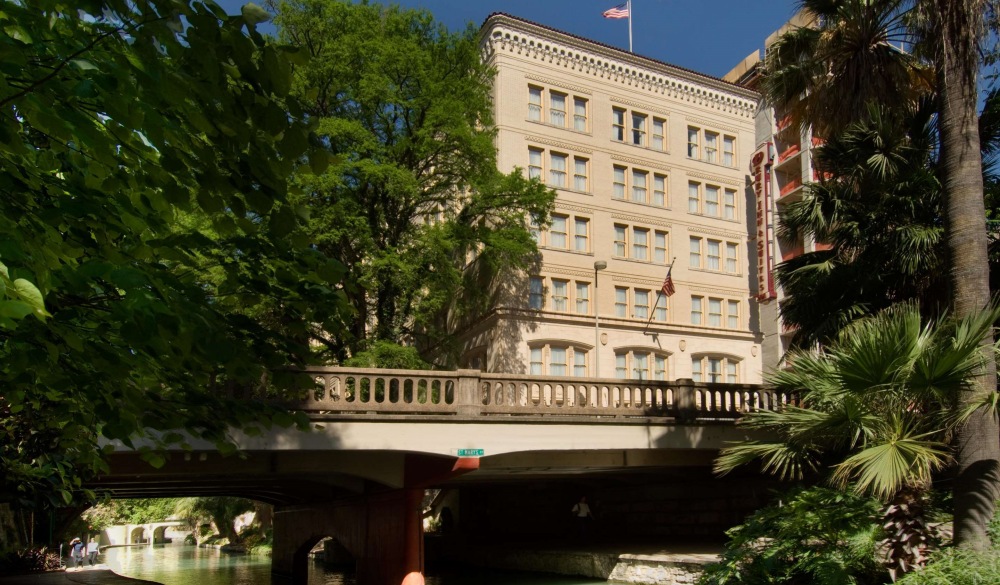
[724,10,822,369]
[460,13,764,384]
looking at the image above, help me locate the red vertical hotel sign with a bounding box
[752,144,776,301]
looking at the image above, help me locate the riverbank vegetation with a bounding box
[1,0,552,554]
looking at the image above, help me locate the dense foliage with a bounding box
[0,0,347,510]
[82,498,179,530]
[268,0,555,365]
[698,487,887,585]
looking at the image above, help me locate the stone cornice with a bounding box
[610,212,672,228]
[686,171,744,187]
[610,153,672,172]
[525,135,594,154]
[525,73,594,96]
[688,226,746,240]
[481,14,759,118]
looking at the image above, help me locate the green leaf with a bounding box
[241,3,272,26]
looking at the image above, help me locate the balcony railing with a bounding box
[295,367,795,422]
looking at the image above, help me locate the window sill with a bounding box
[686,211,741,224]
[686,156,738,170]
[687,266,742,277]
[527,119,591,136]
[611,196,671,211]
[611,139,669,156]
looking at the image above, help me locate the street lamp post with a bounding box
[594,260,607,377]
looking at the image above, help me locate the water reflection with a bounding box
[103,544,605,585]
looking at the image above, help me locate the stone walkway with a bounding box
[0,567,159,585]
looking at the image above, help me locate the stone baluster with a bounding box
[455,369,482,417]
[674,378,697,422]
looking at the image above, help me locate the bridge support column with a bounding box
[272,488,425,585]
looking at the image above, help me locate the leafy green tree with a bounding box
[268,0,555,365]
[83,499,179,530]
[174,497,254,544]
[0,0,346,510]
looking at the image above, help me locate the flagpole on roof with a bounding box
[627,0,633,52]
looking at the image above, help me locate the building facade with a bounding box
[460,13,764,384]
[724,9,822,369]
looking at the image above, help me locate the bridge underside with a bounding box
[91,446,720,502]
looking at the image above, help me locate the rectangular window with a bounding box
[727,300,740,329]
[687,126,700,159]
[550,346,567,376]
[723,136,736,167]
[654,231,668,264]
[615,353,627,379]
[550,215,568,248]
[574,98,588,131]
[708,298,722,326]
[529,276,544,309]
[549,152,567,188]
[708,358,722,383]
[654,294,667,321]
[689,236,702,268]
[550,92,566,127]
[631,113,647,146]
[528,148,543,180]
[613,166,627,199]
[530,347,543,375]
[727,361,738,383]
[691,296,703,325]
[691,357,702,382]
[704,131,719,163]
[724,189,737,220]
[612,108,626,142]
[632,169,647,203]
[574,157,589,191]
[707,240,721,270]
[705,185,720,216]
[688,182,700,213]
[652,118,666,151]
[528,86,542,122]
[633,228,649,260]
[551,279,568,312]
[576,282,590,315]
[574,218,589,252]
[615,287,628,317]
[632,352,648,379]
[653,174,666,206]
[614,225,627,257]
[634,289,649,319]
[574,351,587,377]
[726,242,739,273]
[654,355,667,380]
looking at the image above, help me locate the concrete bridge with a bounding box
[90,367,792,585]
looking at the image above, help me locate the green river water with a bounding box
[100,544,608,585]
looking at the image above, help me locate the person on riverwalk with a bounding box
[571,496,593,541]
[70,537,85,569]
[87,537,100,565]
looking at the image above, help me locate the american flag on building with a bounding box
[602,3,630,19]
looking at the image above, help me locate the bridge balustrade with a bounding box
[299,368,795,421]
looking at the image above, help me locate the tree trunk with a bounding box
[933,0,1000,550]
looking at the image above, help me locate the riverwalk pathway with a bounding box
[0,567,158,585]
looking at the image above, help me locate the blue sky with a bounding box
[214,0,800,79]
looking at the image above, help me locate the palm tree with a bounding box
[763,0,1000,547]
[716,303,1000,572]
[920,0,1000,551]
[763,0,930,137]
[776,101,946,347]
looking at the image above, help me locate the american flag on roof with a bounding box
[603,2,630,19]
